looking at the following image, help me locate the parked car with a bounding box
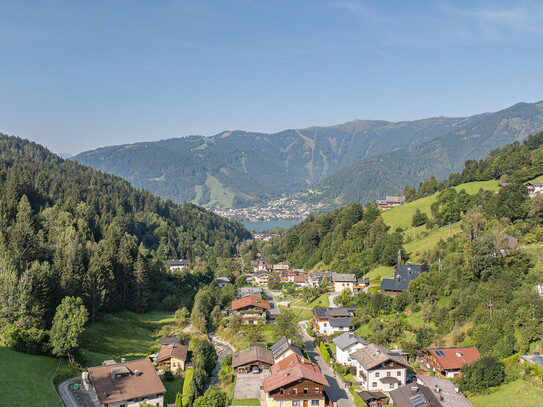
[252,366,260,373]
[406,373,417,382]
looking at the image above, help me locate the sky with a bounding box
[1,0,543,155]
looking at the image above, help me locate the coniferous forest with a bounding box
[0,134,250,355]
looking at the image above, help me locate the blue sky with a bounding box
[1,0,543,154]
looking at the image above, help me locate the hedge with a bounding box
[319,341,331,364]
[182,369,193,407]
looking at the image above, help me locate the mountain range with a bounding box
[74,101,543,209]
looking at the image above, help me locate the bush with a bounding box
[163,367,174,381]
[182,369,193,407]
[459,355,505,394]
[162,295,179,312]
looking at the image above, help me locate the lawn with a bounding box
[469,380,543,407]
[404,222,462,261]
[291,294,329,308]
[381,195,436,230]
[79,309,173,367]
[162,377,184,405]
[365,265,394,280]
[0,344,73,407]
[453,180,499,194]
[279,305,313,322]
[231,398,261,405]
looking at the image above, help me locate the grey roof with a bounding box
[232,346,274,368]
[159,336,181,346]
[313,307,354,328]
[527,182,543,187]
[358,391,387,402]
[216,277,230,283]
[329,318,352,328]
[332,332,368,351]
[352,344,410,371]
[167,259,190,266]
[328,308,350,317]
[333,273,357,282]
[381,264,425,292]
[521,354,543,368]
[390,376,474,407]
[270,336,302,359]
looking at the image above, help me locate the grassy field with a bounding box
[79,309,173,367]
[0,344,68,407]
[404,222,462,261]
[206,173,235,208]
[291,294,328,308]
[381,195,436,230]
[453,180,499,194]
[470,380,543,407]
[162,377,184,404]
[279,305,313,322]
[365,265,394,280]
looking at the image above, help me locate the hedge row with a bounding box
[182,369,193,407]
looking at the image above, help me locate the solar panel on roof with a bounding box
[435,350,446,357]
[409,394,426,407]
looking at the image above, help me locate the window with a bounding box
[311,401,319,406]
[280,388,284,394]
[375,372,379,377]
[397,371,401,376]
[387,371,391,377]
[293,388,297,394]
[372,382,377,388]
[315,388,319,393]
[390,384,395,389]
[435,350,446,357]
[304,388,308,394]
[293,402,300,407]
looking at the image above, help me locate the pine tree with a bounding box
[9,195,38,266]
[131,255,150,313]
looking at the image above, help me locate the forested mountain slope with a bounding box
[317,101,543,205]
[74,116,471,208]
[0,133,250,354]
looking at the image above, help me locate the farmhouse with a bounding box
[377,196,406,211]
[332,273,357,293]
[262,353,330,407]
[231,295,270,324]
[526,181,543,197]
[156,344,188,372]
[85,359,165,407]
[417,346,480,378]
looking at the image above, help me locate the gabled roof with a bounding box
[333,332,368,351]
[159,336,181,346]
[352,344,410,371]
[232,346,274,368]
[88,359,165,404]
[386,195,405,204]
[416,375,474,407]
[270,336,303,360]
[232,296,270,311]
[156,344,188,362]
[263,353,328,392]
[333,273,357,282]
[166,259,190,266]
[381,264,425,292]
[424,347,480,371]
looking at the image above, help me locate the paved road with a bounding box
[328,293,340,308]
[58,377,81,407]
[263,288,281,316]
[299,323,355,407]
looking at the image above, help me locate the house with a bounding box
[417,346,480,378]
[85,359,166,407]
[271,336,303,362]
[156,344,188,372]
[273,262,290,271]
[378,196,406,211]
[499,235,518,249]
[333,332,368,366]
[232,345,275,373]
[351,344,410,393]
[308,271,336,288]
[239,287,263,298]
[158,336,181,346]
[357,390,388,407]
[262,353,330,407]
[293,273,309,287]
[166,259,190,272]
[255,270,271,286]
[215,276,231,288]
[332,273,357,293]
[354,278,369,293]
[520,353,543,369]
[312,307,355,335]
[231,295,270,324]
[526,181,543,197]
[536,285,543,296]
[389,375,473,407]
[380,264,429,297]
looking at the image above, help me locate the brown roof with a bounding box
[232,346,274,368]
[426,347,480,371]
[263,353,329,392]
[232,296,270,311]
[294,274,308,283]
[156,344,188,362]
[352,344,410,371]
[386,195,405,204]
[159,336,181,346]
[88,359,165,404]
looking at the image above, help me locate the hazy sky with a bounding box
[1,0,543,155]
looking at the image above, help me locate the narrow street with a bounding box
[299,323,355,407]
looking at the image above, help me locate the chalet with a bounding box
[378,196,406,211]
[389,375,473,407]
[357,390,388,407]
[312,307,355,335]
[158,336,181,346]
[231,295,270,324]
[232,345,275,373]
[254,270,271,286]
[380,264,429,297]
[332,332,368,366]
[85,359,165,407]
[308,271,335,288]
[156,344,188,372]
[262,353,330,407]
[526,181,543,197]
[293,273,309,287]
[417,346,480,378]
[166,259,190,272]
[351,344,410,393]
[333,273,357,293]
[271,336,303,362]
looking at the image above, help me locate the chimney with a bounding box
[456,351,462,358]
[435,385,441,393]
[135,370,139,376]
[121,358,126,363]
[411,386,419,395]
[454,386,459,393]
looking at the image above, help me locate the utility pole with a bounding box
[398,249,402,265]
[487,299,494,321]
[438,258,442,273]
[448,221,451,237]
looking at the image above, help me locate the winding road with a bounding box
[58,377,81,407]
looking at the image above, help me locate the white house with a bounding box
[312,307,355,335]
[526,181,543,197]
[352,344,410,393]
[166,259,190,272]
[332,332,369,366]
[332,273,357,293]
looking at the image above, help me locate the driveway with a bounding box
[233,371,270,400]
[58,377,80,407]
[263,289,280,316]
[328,293,340,308]
[299,323,355,407]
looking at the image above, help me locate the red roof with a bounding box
[427,346,480,370]
[232,296,271,311]
[294,274,308,283]
[263,353,329,392]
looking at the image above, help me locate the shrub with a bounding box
[182,369,194,407]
